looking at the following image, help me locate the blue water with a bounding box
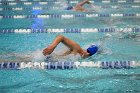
[0,0,140,93]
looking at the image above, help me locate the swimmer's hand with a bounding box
[43,46,55,56]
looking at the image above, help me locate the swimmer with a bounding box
[43,35,98,58]
[66,0,94,12]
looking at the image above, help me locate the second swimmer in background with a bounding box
[66,0,95,12]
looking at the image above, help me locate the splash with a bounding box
[32,44,81,62]
[47,44,81,62]
[32,49,46,62]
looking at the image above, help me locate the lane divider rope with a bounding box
[0,61,139,70]
[0,13,139,19]
[0,28,140,33]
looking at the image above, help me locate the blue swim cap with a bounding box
[66,6,73,10]
[87,45,98,56]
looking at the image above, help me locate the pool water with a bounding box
[0,0,140,93]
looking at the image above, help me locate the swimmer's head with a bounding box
[87,45,98,56]
[66,6,73,10]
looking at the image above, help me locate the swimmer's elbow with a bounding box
[56,35,65,40]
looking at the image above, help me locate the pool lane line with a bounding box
[0,61,139,70]
[0,13,140,19]
[0,28,140,33]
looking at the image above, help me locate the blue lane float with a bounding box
[101,61,132,69]
[0,62,20,69]
[0,61,139,70]
[0,28,140,33]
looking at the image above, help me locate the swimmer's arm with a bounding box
[78,0,90,6]
[43,35,82,56]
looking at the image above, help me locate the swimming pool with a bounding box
[0,0,140,93]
